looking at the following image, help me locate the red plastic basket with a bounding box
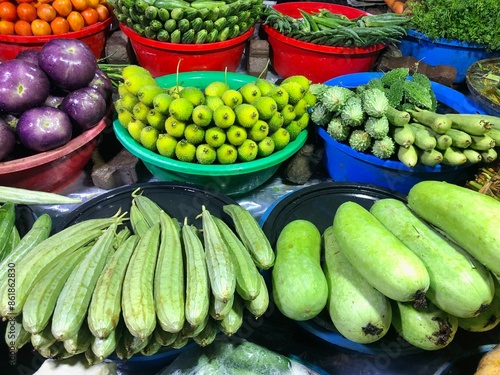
[121,24,254,78]
[0,16,112,62]
[263,2,386,83]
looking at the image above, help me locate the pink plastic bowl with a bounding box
[0,116,108,192]
[120,24,254,78]
[0,16,112,62]
[262,2,386,83]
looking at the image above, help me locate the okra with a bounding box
[0,215,122,317]
[122,223,160,341]
[22,245,88,334]
[63,323,93,355]
[216,294,244,336]
[51,224,118,341]
[88,235,139,339]
[202,206,236,303]
[213,216,261,301]
[182,221,210,327]
[0,186,81,205]
[155,211,185,333]
[244,273,269,319]
[223,204,275,270]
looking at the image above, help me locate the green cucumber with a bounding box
[272,220,328,321]
[407,181,500,275]
[370,198,495,318]
[332,201,430,306]
[407,108,452,134]
[391,300,458,351]
[323,226,392,344]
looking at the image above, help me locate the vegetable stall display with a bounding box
[311,68,500,167]
[271,181,500,351]
[0,188,273,362]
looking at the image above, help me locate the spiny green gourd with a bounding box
[327,117,350,142]
[322,86,356,113]
[349,129,372,152]
[372,136,396,159]
[364,116,390,140]
[360,88,389,118]
[310,103,333,126]
[340,96,365,127]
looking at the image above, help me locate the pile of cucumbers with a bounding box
[1,190,273,362]
[108,0,263,43]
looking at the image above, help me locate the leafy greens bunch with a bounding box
[406,0,500,51]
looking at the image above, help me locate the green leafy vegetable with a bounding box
[406,0,500,51]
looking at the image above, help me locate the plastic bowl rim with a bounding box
[113,119,308,176]
[405,29,491,50]
[0,16,112,43]
[0,119,106,173]
[120,23,254,52]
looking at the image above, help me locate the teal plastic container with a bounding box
[318,72,486,196]
[114,71,308,196]
[398,30,500,84]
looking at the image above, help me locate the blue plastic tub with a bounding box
[318,72,486,196]
[397,30,500,84]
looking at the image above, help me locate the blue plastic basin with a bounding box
[318,72,486,196]
[397,30,500,84]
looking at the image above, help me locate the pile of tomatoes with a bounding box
[0,0,111,36]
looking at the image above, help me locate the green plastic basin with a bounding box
[113,71,308,196]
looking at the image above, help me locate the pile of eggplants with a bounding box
[0,39,113,161]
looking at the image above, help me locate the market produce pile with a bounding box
[311,68,500,167]
[108,0,262,43]
[0,38,112,162]
[0,0,111,36]
[262,6,411,47]
[113,65,314,164]
[271,181,500,350]
[404,0,500,51]
[1,188,273,362]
